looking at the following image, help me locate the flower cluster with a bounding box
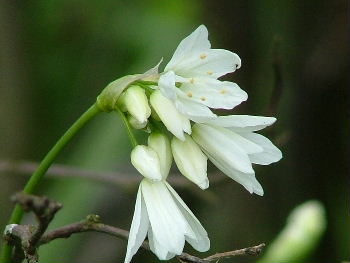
[105,25,282,262]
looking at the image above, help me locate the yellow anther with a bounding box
[200,96,206,101]
[190,78,195,84]
[187,92,193,98]
[220,89,227,94]
[207,71,213,75]
[200,53,207,59]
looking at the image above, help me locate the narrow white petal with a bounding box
[239,132,282,165]
[207,115,276,132]
[203,149,264,196]
[171,135,209,189]
[150,90,191,141]
[148,133,173,179]
[171,49,241,78]
[141,180,194,255]
[165,182,210,251]
[165,25,210,71]
[124,186,149,263]
[158,71,177,100]
[192,124,254,174]
[130,146,162,181]
[180,78,247,110]
[175,95,217,123]
[148,227,176,260]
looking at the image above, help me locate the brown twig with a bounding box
[38,215,264,263]
[5,193,62,263]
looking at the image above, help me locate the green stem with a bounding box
[0,103,101,263]
[116,108,138,148]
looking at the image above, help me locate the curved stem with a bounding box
[116,107,138,148]
[0,103,101,263]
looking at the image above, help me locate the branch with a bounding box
[4,193,62,263]
[39,215,265,263]
[0,159,225,188]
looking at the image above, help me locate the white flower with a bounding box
[192,115,282,195]
[171,134,209,189]
[158,25,247,123]
[150,90,191,141]
[130,145,162,182]
[124,179,210,263]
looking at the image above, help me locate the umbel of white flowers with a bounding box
[95,25,282,262]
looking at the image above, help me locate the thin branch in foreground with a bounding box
[39,214,265,263]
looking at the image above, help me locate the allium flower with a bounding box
[158,25,247,123]
[124,179,210,263]
[191,115,282,195]
[126,133,209,262]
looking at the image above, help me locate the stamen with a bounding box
[200,53,207,59]
[207,71,213,75]
[220,89,227,94]
[190,78,195,84]
[187,92,193,98]
[200,97,206,101]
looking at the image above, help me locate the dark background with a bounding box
[0,0,348,262]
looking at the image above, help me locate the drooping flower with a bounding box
[125,133,210,263]
[158,25,247,123]
[124,179,210,263]
[191,115,282,195]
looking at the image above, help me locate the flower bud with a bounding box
[171,134,208,189]
[127,115,148,129]
[96,62,160,112]
[123,85,151,123]
[150,90,191,141]
[148,133,172,179]
[131,145,162,181]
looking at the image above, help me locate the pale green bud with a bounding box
[171,134,208,189]
[259,200,326,263]
[148,133,172,179]
[123,85,151,123]
[127,115,148,130]
[96,62,160,112]
[130,145,162,181]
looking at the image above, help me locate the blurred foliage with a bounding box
[0,0,348,262]
[259,200,326,263]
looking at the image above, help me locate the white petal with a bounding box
[207,115,276,132]
[148,133,173,179]
[192,124,254,174]
[171,135,209,189]
[165,25,210,71]
[124,186,149,263]
[130,146,162,181]
[165,182,210,251]
[175,95,217,123]
[170,49,241,79]
[180,78,247,110]
[158,71,177,100]
[150,90,191,141]
[239,132,282,165]
[148,227,175,260]
[141,180,194,255]
[202,148,264,196]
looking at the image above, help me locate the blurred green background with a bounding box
[0,0,348,262]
